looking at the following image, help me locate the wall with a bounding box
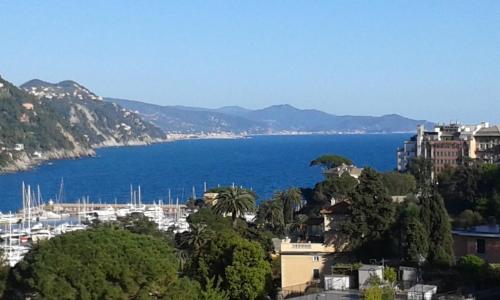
[281,253,336,295]
[453,235,500,263]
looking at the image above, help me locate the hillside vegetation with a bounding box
[0,76,165,172]
[0,76,91,169]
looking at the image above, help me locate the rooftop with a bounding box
[359,264,384,271]
[476,126,500,137]
[452,224,500,238]
[280,241,337,254]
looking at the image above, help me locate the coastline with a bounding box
[0,137,169,175]
[0,131,410,174]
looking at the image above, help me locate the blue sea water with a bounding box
[0,134,410,211]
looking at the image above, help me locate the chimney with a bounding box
[487,216,498,233]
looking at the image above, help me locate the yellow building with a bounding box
[280,200,352,296]
[280,240,338,296]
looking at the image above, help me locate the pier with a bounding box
[44,202,188,215]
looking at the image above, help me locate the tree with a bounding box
[193,231,272,300]
[310,154,353,170]
[187,207,233,232]
[255,199,284,234]
[115,212,165,238]
[438,164,481,215]
[381,172,416,196]
[0,252,8,298]
[399,202,429,265]
[6,228,206,299]
[408,157,433,192]
[477,193,500,222]
[457,255,488,287]
[286,214,309,241]
[342,168,396,258]
[213,187,256,228]
[308,173,358,207]
[384,267,397,286]
[273,188,302,224]
[225,240,272,300]
[178,223,214,256]
[453,209,483,229]
[420,188,455,266]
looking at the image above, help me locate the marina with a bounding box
[0,183,191,267]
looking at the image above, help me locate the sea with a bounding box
[0,134,410,212]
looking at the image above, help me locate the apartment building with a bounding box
[475,125,500,163]
[397,122,496,175]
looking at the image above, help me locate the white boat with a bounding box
[31,229,52,242]
[116,208,130,218]
[92,207,117,221]
[64,224,87,232]
[0,213,20,224]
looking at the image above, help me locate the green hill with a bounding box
[0,76,92,170]
[0,76,166,172]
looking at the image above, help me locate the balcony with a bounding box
[280,241,337,253]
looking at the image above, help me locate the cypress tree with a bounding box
[420,187,455,266]
[400,202,429,265]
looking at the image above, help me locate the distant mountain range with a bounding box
[0,73,433,172]
[106,98,433,134]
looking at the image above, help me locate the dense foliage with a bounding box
[380,172,416,196]
[180,209,273,300]
[438,163,500,221]
[302,172,357,216]
[420,189,455,266]
[342,168,396,258]
[6,228,204,299]
[398,202,429,265]
[310,154,353,169]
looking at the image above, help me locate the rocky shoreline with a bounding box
[0,138,169,174]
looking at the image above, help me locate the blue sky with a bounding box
[1,1,499,123]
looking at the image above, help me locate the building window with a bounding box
[313,269,320,280]
[312,256,320,262]
[477,239,486,254]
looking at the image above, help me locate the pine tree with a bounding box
[342,168,396,257]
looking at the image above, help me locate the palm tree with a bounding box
[256,199,284,233]
[175,248,189,272]
[275,188,302,224]
[286,213,309,241]
[213,187,256,228]
[178,223,213,255]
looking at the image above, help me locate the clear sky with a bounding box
[1,1,499,123]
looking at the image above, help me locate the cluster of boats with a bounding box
[0,184,191,267]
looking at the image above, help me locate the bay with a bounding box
[0,134,410,211]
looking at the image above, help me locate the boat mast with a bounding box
[21,182,26,230]
[138,185,142,206]
[27,185,31,236]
